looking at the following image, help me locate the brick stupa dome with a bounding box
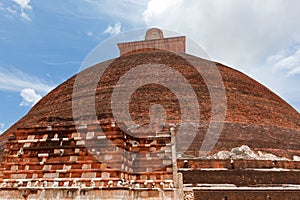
[2,43,299,158]
[0,28,300,199]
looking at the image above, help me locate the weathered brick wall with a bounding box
[181,169,300,186]
[0,121,174,190]
[0,188,176,200]
[194,190,300,200]
[178,159,300,170]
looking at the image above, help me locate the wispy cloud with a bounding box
[87,22,122,41]
[19,88,41,107]
[84,0,147,25]
[141,0,300,111]
[42,60,81,66]
[12,0,31,10]
[0,66,53,93]
[271,48,300,76]
[287,67,300,77]
[12,0,32,21]
[143,0,182,24]
[143,0,300,67]
[87,31,101,41]
[6,7,17,15]
[0,122,5,134]
[103,22,122,36]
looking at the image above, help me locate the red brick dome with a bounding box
[1,28,300,200]
[2,49,299,158]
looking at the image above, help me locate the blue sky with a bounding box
[0,0,299,133]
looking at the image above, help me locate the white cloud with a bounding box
[103,22,122,36]
[0,122,5,134]
[271,48,300,75]
[84,0,148,25]
[143,0,300,66]
[267,49,289,64]
[143,0,182,24]
[0,3,3,10]
[0,67,53,93]
[6,7,18,15]
[86,31,101,41]
[12,0,32,21]
[12,0,32,10]
[42,60,81,66]
[13,0,32,10]
[287,67,300,76]
[19,88,42,107]
[20,10,30,21]
[141,0,300,111]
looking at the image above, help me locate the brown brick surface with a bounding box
[0,35,299,199]
[194,190,300,200]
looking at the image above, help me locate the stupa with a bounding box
[0,28,299,199]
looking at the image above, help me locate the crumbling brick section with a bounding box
[0,121,176,199]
